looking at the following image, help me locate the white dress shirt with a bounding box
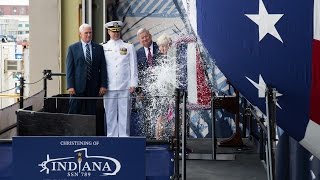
[81,40,92,59]
[143,42,154,57]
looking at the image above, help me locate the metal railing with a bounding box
[244,87,278,180]
[0,69,65,137]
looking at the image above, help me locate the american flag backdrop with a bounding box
[196,0,320,160]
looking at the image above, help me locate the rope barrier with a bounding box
[24,77,44,85]
[0,87,16,94]
[0,77,44,94]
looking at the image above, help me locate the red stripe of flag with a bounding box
[196,47,212,105]
[310,39,320,124]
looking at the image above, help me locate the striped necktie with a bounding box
[85,44,92,80]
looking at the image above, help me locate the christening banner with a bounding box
[13,137,145,180]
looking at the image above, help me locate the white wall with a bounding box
[28,0,61,97]
[0,42,18,109]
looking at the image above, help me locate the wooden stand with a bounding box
[213,90,243,147]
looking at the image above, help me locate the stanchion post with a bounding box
[259,118,265,161]
[43,69,50,99]
[42,69,50,111]
[267,88,277,180]
[249,109,254,138]
[211,92,217,160]
[181,90,187,180]
[264,86,278,180]
[173,88,180,179]
[42,69,66,98]
[42,69,66,111]
[242,100,248,137]
[270,88,277,141]
[19,76,24,109]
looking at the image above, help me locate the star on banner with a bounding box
[245,0,284,43]
[246,74,283,109]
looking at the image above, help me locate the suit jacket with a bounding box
[103,39,138,90]
[136,42,159,75]
[66,41,108,95]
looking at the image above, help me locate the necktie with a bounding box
[147,47,153,66]
[85,44,92,80]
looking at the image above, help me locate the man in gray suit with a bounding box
[66,23,108,115]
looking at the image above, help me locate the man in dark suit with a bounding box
[66,23,108,115]
[133,28,159,137]
[136,28,159,77]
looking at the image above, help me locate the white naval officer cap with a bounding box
[104,21,123,32]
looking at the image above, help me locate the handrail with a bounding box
[0,139,12,143]
[246,87,278,180]
[249,108,267,133]
[0,123,17,136]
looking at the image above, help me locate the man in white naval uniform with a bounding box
[103,21,138,137]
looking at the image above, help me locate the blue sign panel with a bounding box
[13,137,145,180]
[0,141,13,179]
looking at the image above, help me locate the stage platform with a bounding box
[184,154,267,180]
[184,138,267,180]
